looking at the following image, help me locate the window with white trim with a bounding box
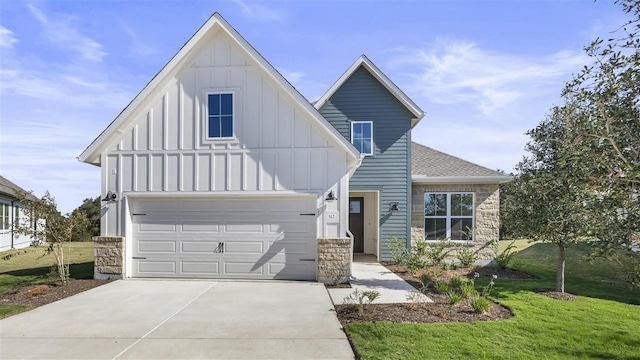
[207,93,234,139]
[351,121,373,156]
[424,193,474,241]
[0,203,9,231]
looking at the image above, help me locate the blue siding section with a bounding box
[319,66,413,260]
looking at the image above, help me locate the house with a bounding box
[0,175,38,251]
[79,13,510,281]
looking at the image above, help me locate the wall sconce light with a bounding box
[102,191,117,202]
[389,202,400,211]
[325,190,337,201]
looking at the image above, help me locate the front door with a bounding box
[349,197,364,253]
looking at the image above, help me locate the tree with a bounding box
[502,106,590,293]
[559,0,640,286]
[13,191,88,285]
[503,0,640,289]
[71,196,101,241]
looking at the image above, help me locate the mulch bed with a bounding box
[537,291,577,301]
[333,263,524,325]
[1,279,109,311]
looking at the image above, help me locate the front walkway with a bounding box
[327,254,432,304]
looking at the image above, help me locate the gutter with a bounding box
[10,200,15,249]
[411,175,513,184]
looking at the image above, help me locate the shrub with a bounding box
[460,282,477,298]
[456,244,478,267]
[434,281,450,294]
[449,277,464,289]
[343,289,381,316]
[425,238,452,266]
[27,285,50,298]
[448,291,463,305]
[388,236,410,265]
[496,240,517,269]
[471,296,492,314]
[406,290,428,309]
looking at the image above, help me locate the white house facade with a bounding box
[79,14,360,280]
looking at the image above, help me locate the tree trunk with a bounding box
[556,242,565,293]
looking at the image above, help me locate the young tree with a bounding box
[559,0,640,286]
[13,191,88,285]
[502,106,590,293]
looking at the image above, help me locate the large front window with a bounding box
[351,121,373,156]
[424,193,474,241]
[207,93,233,138]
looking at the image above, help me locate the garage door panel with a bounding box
[225,262,264,275]
[224,241,263,254]
[181,241,220,253]
[181,223,219,232]
[138,241,176,253]
[138,261,176,273]
[131,197,317,280]
[224,223,263,233]
[181,262,219,274]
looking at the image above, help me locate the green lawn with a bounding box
[346,240,640,359]
[0,242,95,317]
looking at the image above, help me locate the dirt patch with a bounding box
[334,263,520,324]
[537,291,577,301]
[1,279,109,313]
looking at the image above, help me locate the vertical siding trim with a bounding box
[147,153,153,191]
[178,82,184,150]
[133,124,138,151]
[162,93,168,150]
[147,110,153,151]
[163,154,168,191]
[210,152,215,191]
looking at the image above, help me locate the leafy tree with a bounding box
[502,106,590,293]
[504,0,640,289]
[71,196,101,241]
[559,0,640,286]
[13,191,88,285]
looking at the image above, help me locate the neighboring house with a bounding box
[79,13,510,281]
[0,176,38,251]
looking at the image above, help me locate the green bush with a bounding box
[496,240,517,269]
[425,239,452,266]
[388,236,410,265]
[456,244,478,267]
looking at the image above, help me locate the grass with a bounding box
[0,242,95,317]
[346,240,640,359]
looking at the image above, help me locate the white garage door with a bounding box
[130,197,317,280]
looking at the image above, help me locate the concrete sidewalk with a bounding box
[0,280,354,360]
[327,255,432,305]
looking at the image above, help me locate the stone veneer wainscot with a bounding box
[317,237,351,284]
[93,236,125,280]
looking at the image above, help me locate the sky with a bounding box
[0,0,633,214]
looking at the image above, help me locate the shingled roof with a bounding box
[411,142,511,183]
[0,175,38,201]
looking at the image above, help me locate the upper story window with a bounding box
[207,93,234,139]
[424,193,474,241]
[351,121,373,156]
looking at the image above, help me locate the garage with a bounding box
[129,197,317,280]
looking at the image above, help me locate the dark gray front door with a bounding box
[349,197,364,253]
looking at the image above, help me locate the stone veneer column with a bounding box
[93,236,125,280]
[317,237,351,284]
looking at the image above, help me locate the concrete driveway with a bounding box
[0,280,355,359]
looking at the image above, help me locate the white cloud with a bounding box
[232,0,285,23]
[0,25,18,48]
[389,39,588,116]
[279,68,305,83]
[26,4,107,62]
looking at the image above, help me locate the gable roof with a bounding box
[0,175,38,201]
[79,13,360,166]
[411,142,512,184]
[314,55,425,127]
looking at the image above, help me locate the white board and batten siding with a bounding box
[98,27,351,279]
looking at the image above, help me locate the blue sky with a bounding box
[0,0,631,213]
